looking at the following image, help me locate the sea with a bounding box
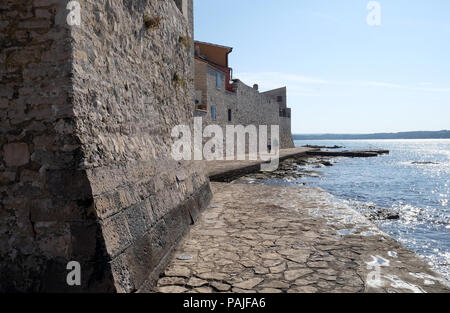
[283,139,449,281]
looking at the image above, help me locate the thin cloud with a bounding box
[358,81,405,88]
[312,12,344,26]
[234,72,450,95]
[417,87,450,93]
[236,72,323,97]
[237,72,328,86]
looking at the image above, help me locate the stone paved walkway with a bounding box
[206,147,313,181]
[154,183,450,293]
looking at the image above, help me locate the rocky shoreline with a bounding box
[153,148,450,293]
[230,156,333,182]
[154,183,450,293]
[231,154,403,223]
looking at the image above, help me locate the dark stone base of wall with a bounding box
[112,182,212,293]
[39,224,117,293]
[0,183,212,293]
[0,219,116,293]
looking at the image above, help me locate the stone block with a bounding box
[101,213,133,259]
[125,201,154,240]
[0,98,8,109]
[45,170,92,200]
[148,220,171,268]
[185,196,199,224]
[164,205,188,245]
[110,253,135,293]
[70,221,99,261]
[122,232,156,290]
[37,229,71,259]
[0,171,16,184]
[30,198,90,222]
[3,143,30,167]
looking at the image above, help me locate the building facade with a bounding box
[194,41,295,152]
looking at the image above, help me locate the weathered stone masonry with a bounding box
[194,42,295,152]
[1,0,211,292]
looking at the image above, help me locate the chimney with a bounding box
[253,84,259,91]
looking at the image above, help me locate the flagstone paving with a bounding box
[206,147,313,182]
[152,183,450,293]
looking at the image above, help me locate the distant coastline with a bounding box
[293,130,450,140]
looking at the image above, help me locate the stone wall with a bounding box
[0,0,211,292]
[262,87,287,109]
[194,58,295,153]
[232,80,279,128]
[0,0,95,292]
[205,63,236,126]
[195,58,236,153]
[194,59,208,111]
[279,116,295,149]
[261,87,294,149]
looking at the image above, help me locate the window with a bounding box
[211,105,216,121]
[174,0,188,19]
[216,72,222,89]
[228,109,232,122]
[277,96,283,102]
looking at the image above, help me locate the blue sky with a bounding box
[194,0,450,134]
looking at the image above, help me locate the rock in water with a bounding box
[365,208,400,221]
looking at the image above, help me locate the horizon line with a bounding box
[293,130,450,135]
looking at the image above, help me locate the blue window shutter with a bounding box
[216,72,221,89]
[211,105,216,120]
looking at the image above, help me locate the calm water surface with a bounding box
[291,139,450,280]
